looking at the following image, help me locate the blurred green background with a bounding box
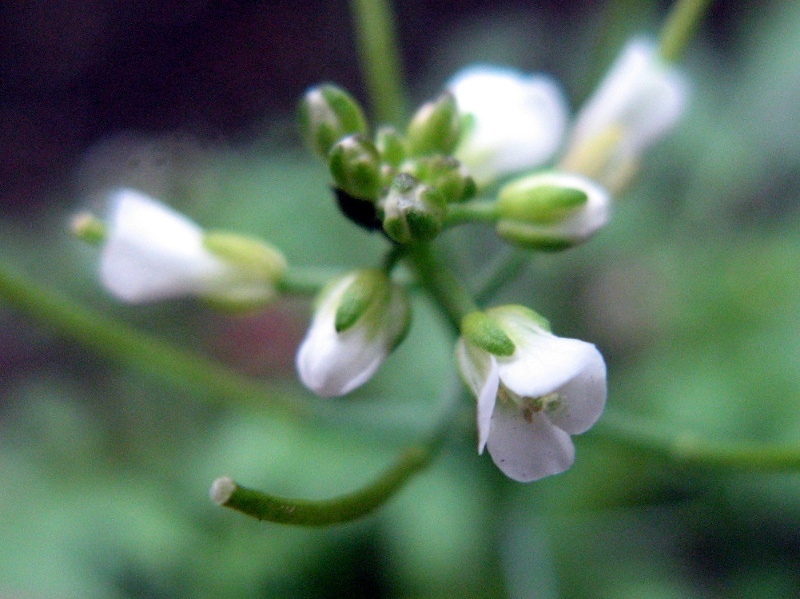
[2,0,800,597]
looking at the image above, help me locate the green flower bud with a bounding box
[381,173,447,244]
[298,84,368,159]
[495,172,611,251]
[461,311,516,357]
[406,92,461,157]
[410,155,476,204]
[375,126,407,168]
[328,134,383,201]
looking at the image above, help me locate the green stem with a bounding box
[212,444,433,525]
[597,409,800,471]
[444,201,500,228]
[658,0,714,63]
[277,266,342,295]
[473,248,529,305]
[349,0,408,125]
[0,263,304,415]
[404,242,478,334]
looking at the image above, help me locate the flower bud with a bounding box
[298,84,368,159]
[406,92,461,157]
[296,269,411,397]
[328,134,383,201]
[410,155,476,204]
[495,172,610,251]
[381,173,446,244]
[375,126,407,168]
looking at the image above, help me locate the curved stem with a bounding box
[349,0,408,125]
[404,242,478,334]
[597,409,800,471]
[0,263,304,415]
[211,445,433,525]
[659,0,714,63]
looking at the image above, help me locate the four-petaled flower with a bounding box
[456,306,607,482]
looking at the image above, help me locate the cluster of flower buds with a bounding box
[299,85,476,244]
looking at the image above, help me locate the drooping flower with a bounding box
[447,66,568,186]
[456,306,606,482]
[296,269,411,397]
[561,37,688,191]
[98,188,286,305]
[495,171,611,250]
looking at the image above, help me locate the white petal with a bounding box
[456,340,500,454]
[569,38,687,157]
[100,189,228,302]
[545,345,607,435]
[449,66,568,183]
[486,399,575,482]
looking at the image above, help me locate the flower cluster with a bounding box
[74,36,686,483]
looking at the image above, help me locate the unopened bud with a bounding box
[495,172,610,251]
[410,155,476,204]
[328,134,383,201]
[298,84,368,159]
[381,173,446,244]
[406,93,461,157]
[375,126,407,168]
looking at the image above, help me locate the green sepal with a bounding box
[328,134,383,201]
[461,311,516,357]
[495,221,575,252]
[71,212,107,245]
[498,181,588,225]
[406,93,461,157]
[334,270,387,333]
[203,231,287,279]
[298,84,368,159]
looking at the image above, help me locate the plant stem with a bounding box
[404,242,478,334]
[278,266,342,295]
[349,0,408,125]
[597,409,800,471]
[0,263,304,415]
[212,445,431,525]
[659,0,714,63]
[444,201,500,228]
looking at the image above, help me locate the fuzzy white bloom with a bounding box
[448,66,568,186]
[99,188,285,304]
[496,171,611,250]
[296,269,410,397]
[456,306,606,482]
[562,37,688,190]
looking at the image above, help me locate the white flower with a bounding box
[448,66,568,186]
[296,269,410,397]
[456,306,606,482]
[99,188,285,304]
[496,171,611,250]
[561,37,688,190]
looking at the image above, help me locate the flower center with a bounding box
[498,383,563,422]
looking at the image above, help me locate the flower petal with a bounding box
[448,66,568,183]
[486,400,575,482]
[545,346,607,435]
[100,189,227,302]
[456,340,500,453]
